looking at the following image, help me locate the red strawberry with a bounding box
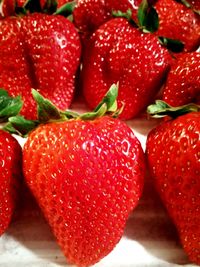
[82,17,172,120]
[162,52,200,106]
[188,0,200,11]
[0,13,81,119]
[1,0,15,16]
[146,102,200,265]
[154,0,200,52]
[73,0,141,39]
[0,129,22,236]
[8,85,145,266]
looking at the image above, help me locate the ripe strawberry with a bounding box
[188,0,200,11]
[0,13,81,119]
[7,85,145,266]
[154,0,200,52]
[0,129,22,236]
[1,0,15,16]
[73,0,141,39]
[146,102,200,265]
[82,17,172,120]
[162,52,200,106]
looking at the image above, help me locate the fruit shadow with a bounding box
[124,174,190,265]
[5,184,70,266]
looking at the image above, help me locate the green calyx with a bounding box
[3,83,122,137]
[147,100,200,119]
[112,0,159,33]
[14,0,76,17]
[112,0,184,53]
[0,89,23,123]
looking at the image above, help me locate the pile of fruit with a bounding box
[0,0,199,266]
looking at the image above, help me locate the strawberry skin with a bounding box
[0,130,22,236]
[154,0,200,52]
[0,13,81,119]
[162,52,200,106]
[82,18,172,120]
[73,0,141,39]
[1,0,15,16]
[146,112,200,265]
[23,116,145,266]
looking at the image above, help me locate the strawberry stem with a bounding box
[147,100,200,119]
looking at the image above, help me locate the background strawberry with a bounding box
[6,85,145,266]
[146,102,200,265]
[0,129,22,236]
[0,13,81,119]
[73,0,140,40]
[154,0,200,52]
[81,17,172,120]
[162,52,200,106]
[1,0,15,16]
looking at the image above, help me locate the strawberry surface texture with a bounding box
[0,130,22,236]
[82,18,172,120]
[0,13,81,119]
[73,0,141,39]
[23,116,145,266]
[162,52,200,106]
[154,0,200,52]
[146,112,200,265]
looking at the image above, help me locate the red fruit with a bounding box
[189,0,200,10]
[146,111,200,265]
[57,0,72,7]
[1,0,15,16]
[23,117,145,266]
[154,0,200,52]
[73,0,141,39]
[162,52,200,106]
[20,86,145,266]
[0,130,22,236]
[82,18,172,120]
[0,13,81,119]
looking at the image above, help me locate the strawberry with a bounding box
[188,0,200,11]
[146,101,200,265]
[6,85,145,266]
[162,52,200,106]
[73,0,141,39]
[0,128,22,236]
[0,0,76,17]
[1,0,15,16]
[81,16,172,120]
[154,0,200,52]
[0,12,81,119]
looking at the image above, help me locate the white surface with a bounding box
[0,98,197,267]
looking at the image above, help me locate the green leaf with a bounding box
[112,9,138,27]
[0,89,23,122]
[147,100,200,119]
[32,89,62,123]
[3,116,39,137]
[80,83,122,120]
[42,0,58,14]
[137,0,148,27]
[158,37,184,53]
[23,0,42,13]
[112,9,132,20]
[54,1,76,16]
[94,83,118,112]
[137,0,159,33]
